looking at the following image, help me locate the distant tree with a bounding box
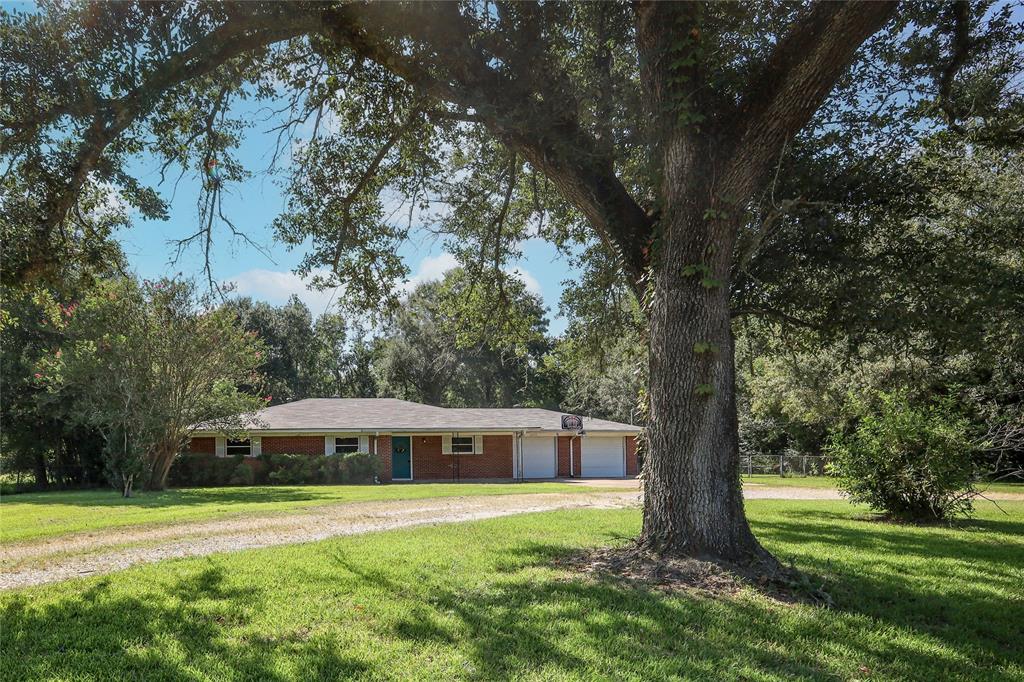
[226,296,323,404]
[375,268,556,408]
[374,279,460,405]
[40,278,266,495]
[315,315,379,398]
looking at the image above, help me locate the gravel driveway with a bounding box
[4,484,1019,590]
[1,491,639,590]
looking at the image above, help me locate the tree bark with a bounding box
[32,449,49,490]
[640,196,771,564]
[144,441,179,491]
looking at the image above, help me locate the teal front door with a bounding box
[392,436,412,480]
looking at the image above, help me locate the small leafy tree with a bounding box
[39,278,267,495]
[826,391,977,521]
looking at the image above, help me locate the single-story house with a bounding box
[188,398,641,481]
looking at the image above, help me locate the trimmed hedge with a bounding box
[169,451,381,487]
[260,452,381,485]
[168,453,242,487]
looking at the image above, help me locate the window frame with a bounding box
[451,436,475,455]
[225,438,251,456]
[335,436,360,455]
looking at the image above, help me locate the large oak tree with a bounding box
[3,1,1021,564]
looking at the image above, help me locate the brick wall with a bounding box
[557,436,583,477]
[188,437,215,455]
[626,436,639,476]
[557,436,571,477]
[261,436,323,455]
[410,436,449,479]
[376,435,392,482]
[460,435,513,479]
[406,434,514,481]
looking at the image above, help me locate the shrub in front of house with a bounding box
[168,453,241,487]
[338,451,381,484]
[169,452,382,487]
[229,462,256,486]
[826,391,976,522]
[258,452,381,485]
[260,453,324,484]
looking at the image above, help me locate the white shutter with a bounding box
[251,437,261,457]
[325,436,334,455]
[474,435,483,454]
[442,434,453,455]
[215,437,226,458]
[358,435,369,452]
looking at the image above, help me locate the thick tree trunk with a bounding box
[639,161,772,565]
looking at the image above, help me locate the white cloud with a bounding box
[400,253,543,299]
[403,252,460,292]
[508,266,543,297]
[228,268,340,315]
[229,255,545,315]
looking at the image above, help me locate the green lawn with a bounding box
[2,500,1021,681]
[741,473,1024,494]
[0,482,584,544]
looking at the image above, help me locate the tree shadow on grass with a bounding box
[5,486,333,509]
[1,563,368,681]
[749,509,1024,670]
[3,512,1022,680]
[305,527,1021,680]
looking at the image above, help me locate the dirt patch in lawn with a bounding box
[0,491,640,590]
[556,545,746,596]
[557,545,833,605]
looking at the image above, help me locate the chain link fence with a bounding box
[740,454,829,477]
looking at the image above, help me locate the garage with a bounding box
[521,436,556,478]
[582,437,625,477]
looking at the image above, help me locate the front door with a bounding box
[391,436,412,480]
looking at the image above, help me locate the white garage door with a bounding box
[582,437,625,477]
[521,436,556,478]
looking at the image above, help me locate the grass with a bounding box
[2,500,1022,681]
[741,474,1024,494]
[0,482,585,544]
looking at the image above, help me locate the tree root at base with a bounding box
[554,544,834,606]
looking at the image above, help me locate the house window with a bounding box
[226,438,251,456]
[452,436,475,454]
[335,437,359,454]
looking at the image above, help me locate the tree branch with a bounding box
[720,1,898,204]
[29,8,323,281]
[320,2,653,293]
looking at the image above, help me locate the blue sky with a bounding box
[113,103,579,335]
[0,0,577,333]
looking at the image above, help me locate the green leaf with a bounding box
[700,277,723,289]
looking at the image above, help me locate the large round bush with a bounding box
[826,392,976,521]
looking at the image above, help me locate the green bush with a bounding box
[340,451,381,484]
[826,391,976,521]
[261,453,324,485]
[229,462,255,486]
[168,452,383,487]
[167,453,241,487]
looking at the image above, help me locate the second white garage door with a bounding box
[582,437,625,477]
[521,436,556,478]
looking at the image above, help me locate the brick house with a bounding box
[188,398,641,482]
